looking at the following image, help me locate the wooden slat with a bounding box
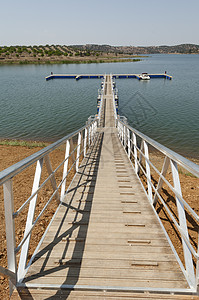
[12,289,199,300]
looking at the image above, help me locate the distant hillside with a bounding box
[70,44,199,54]
[0,43,198,65]
[0,45,141,64]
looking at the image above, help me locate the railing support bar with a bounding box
[124,125,127,148]
[69,138,76,172]
[84,128,87,158]
[88,126,91,146]
[122,124,124,146]
[18,158,43,282]
[61,140,70,199]
[76,131,82,172]
[91,123,94,143]
[133,133,138,174]
[127,128,130,158]
[3,179,17,295]
[153,156,170,206]
[143,141,153,203]
[170,159,195,286]
[44,155,60,204]
[137,139,144,175]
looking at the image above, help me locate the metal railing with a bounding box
[97,76,105,126]
[109,74,199,291]
[117,117,199,291]
[0,117,98,294]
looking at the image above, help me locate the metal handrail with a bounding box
[97,77,105,124]
[119,120,199,178]
[118,119,199,220]
[0,115,99,291]
[110,71,199,288]
[14,134,95,254]
[110,74,118,126]
[13,136,84,218]
[129,151,199,259]
[121,130,199,223]
[0,120,97,186]
[117,117,199,288]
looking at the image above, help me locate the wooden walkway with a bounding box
[13,76,195,299]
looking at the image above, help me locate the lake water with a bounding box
[0,54,199,158]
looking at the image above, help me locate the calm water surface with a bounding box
[0,55,199,158]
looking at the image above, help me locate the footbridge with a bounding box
[1,75,199,299]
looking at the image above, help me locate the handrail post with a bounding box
[90,124,93,144]
[118,121,121,140]
[91,123,94,143]
[153,156,170,206]
[61,140,70,199]
[170,159,195,286]
[93,121,97,137]
[133,133,138,174]
[138,139,144,175]
[92,123,95,142]
[44,155,60,203]
[3,179,17,295]
[18,158,43,282]
[69,138,76,172]
[122,124,124,145]
[124,125,127,148]
[143,141,153,203]
[95,120,98,133]
[120,122,122,142]
[76,131,82,172]
[88,124,91,146]
[127,128,130,158]
[84,128,87,157]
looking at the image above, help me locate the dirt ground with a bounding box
[137,151,199,273]
[0,144,199,299]
[0,143,77,299]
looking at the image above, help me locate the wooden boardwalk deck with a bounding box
[13,76,194,299]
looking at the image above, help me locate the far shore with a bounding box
[0,45,145,65]
[0,53,143,65]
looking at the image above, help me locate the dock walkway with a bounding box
[45,73,172,80]
[13,76,196,299]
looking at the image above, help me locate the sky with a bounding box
[0,0,199,47]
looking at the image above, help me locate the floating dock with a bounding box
[46,73,172,81]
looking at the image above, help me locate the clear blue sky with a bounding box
[1,0,199,46]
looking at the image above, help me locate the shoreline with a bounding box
[1,138,199,165]
[0,56,143,66]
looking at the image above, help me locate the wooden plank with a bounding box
[39,232,168,242]
[40,237,171,247]
[34,251,180,262]
[22,276,188,289]
[11,286,197,299]
[11,289,199,300]
[25,266,186,281]
[35,243,174,255]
